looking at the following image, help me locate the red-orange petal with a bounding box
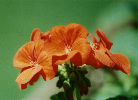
[13,42,35,69]
[44,23,89,56]
[72,38,91,65]
[44,38,66,56]
[65,23,88,45]
[38,51,57,80]
[96,29,113,50]
[50,25,66,41]
[41,31,50,40]
[111,53,130,74]
[13,41,44,69]
[86,50,104,69]
[89,34,97,43]
[44,25,66,55]
[29,69,46,85]
[94,44,115,68]
[31,28,43,41]
[55,50,82,66]
[16,67,42,90]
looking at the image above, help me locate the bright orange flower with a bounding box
[31,28,49,41]
[13,40,56,90]
[44,23,91,66]
[87,29,130,74]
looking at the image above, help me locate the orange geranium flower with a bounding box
[13,40,56,90]
[87,29,130,74]
[44,23,91,66]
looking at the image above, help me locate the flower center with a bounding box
[90,42,98,50]
[65,48,71,54]
[35,63,39,67]
[30,61,39,67]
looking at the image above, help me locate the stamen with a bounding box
[30,61,34,65]
[90,41,98,50]
[35,64,39,67]
[65,48,71,53]
[30,61,39,67]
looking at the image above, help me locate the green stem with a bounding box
[74,85,81,100]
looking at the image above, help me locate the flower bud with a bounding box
[63,80,71,90]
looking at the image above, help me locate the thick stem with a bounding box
[74,85,81,100]
[63,87,74,100]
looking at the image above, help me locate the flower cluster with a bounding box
[13,23,130,90]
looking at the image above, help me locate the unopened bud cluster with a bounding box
[56,62,91,96]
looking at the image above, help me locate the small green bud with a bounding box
[63,72,68,79]
[63,80,71,90]
[60,71,65,76]
[81,67,88,74]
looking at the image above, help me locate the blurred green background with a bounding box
[0,0,138,100]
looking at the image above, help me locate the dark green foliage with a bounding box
[51,62,91,99]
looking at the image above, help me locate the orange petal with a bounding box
[13,41,44,69]
[110,53,130,74]
[44,38,66,56]
[55,50,82,66]
[72,38,91,65]
[32,40,45,59]
[41,31,50,40]
[29,69,46,85]
[31,28,43,41]
[16,67,42,90]
[50,25,66,41]
[13,42,35,69]
[96,29,113,50]
[65,23,88,46]
[94,44,115,68]
[38,51,56,80]
[17,83,27,90]
[89,34,97,43]
[49,23,88,46]
[70,51,82,66]
[52,54,67,67]
[86,50,104,69]
[44,25,66,55]
[44,23,88,56]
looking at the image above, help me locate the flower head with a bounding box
[13,23,130,91]
[44,23,91,66]
[87,29,130,74]
[13,40,56,89]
